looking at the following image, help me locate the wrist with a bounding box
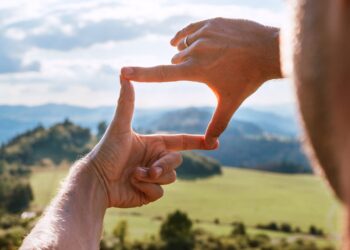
[78,158,109,209]
[68,160,108,246]
[85,150,113,207]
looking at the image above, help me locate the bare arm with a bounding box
[20,162,107,250]
[289,0,350,248]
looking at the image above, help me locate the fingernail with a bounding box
[151,166,163,179]
[137,167,148,178]
[122,67,134,77]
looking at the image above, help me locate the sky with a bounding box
[0,0,293,108]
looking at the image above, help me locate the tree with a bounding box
[280,223,292,233]
[178,152,222,179]
[113,220,128,247]
[97,121,108,139]
[160,210,194,250]
[0,161,6,175]
[6,183,33,213]
[231,222,246,236]
[309,225,324,237]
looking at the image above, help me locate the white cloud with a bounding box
[5,28,26,40]
[0,0,290,108]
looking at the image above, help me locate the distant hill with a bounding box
[154,107,264,137]
[0,104,298,144]
[0,120,222,178]
[0,104,167,144]
[151,107,311,173]
[178,151,222,179]
[0,103,311,173]
[234,107,300,137]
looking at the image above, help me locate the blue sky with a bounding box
[0,0,293,108]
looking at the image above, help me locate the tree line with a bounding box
[100,210,335,250]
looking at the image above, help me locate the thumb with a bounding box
[205,99,239,147]
[110,75,135,133]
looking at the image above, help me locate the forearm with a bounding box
[21,160,108,250]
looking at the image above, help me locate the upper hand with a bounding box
[87,76,216,208]
[121,18,282,146]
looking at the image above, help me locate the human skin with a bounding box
[124,10,350,248]
[20,77,215,250]
[121,18,281,147]
[290,0,350,248]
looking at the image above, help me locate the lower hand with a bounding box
[121,18,282,147]
[88,76,215,208]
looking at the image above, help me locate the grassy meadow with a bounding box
[30,166,342,243]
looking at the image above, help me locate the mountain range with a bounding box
[0,103,311,173]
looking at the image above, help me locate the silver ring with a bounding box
[184,36,189,48]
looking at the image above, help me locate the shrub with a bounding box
[309,225,325,237]
[113,220,128,246]
[256,222,279,231]
[6,183,33,213]
[160,210,194,250]
[178,152,222,179]
[0,177,33,214]
[0,226,26,249]
[231,222,246,237]
[97,121,108,140]
[280,223,292,233]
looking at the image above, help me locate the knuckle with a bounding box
[199,26,211,36]
[192,40,205,51]
[177,42,184,51]
[161,158,171,168]
[207,17,222,28]
[207,19,215,27]
[213,17,224,23]
[170,152,182,167]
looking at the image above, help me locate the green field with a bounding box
[30,166,342,243]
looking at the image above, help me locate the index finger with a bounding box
[121,63,193,83]
[160,134,218,151]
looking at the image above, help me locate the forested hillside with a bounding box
[152,108,311,173]
[0,104,311,173]
[1,120,92,165]
[0,120,221,179]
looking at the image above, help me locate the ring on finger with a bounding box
[184,36,190,48]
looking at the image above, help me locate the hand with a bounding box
[121,18,282,146]
[87,76,215,208]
